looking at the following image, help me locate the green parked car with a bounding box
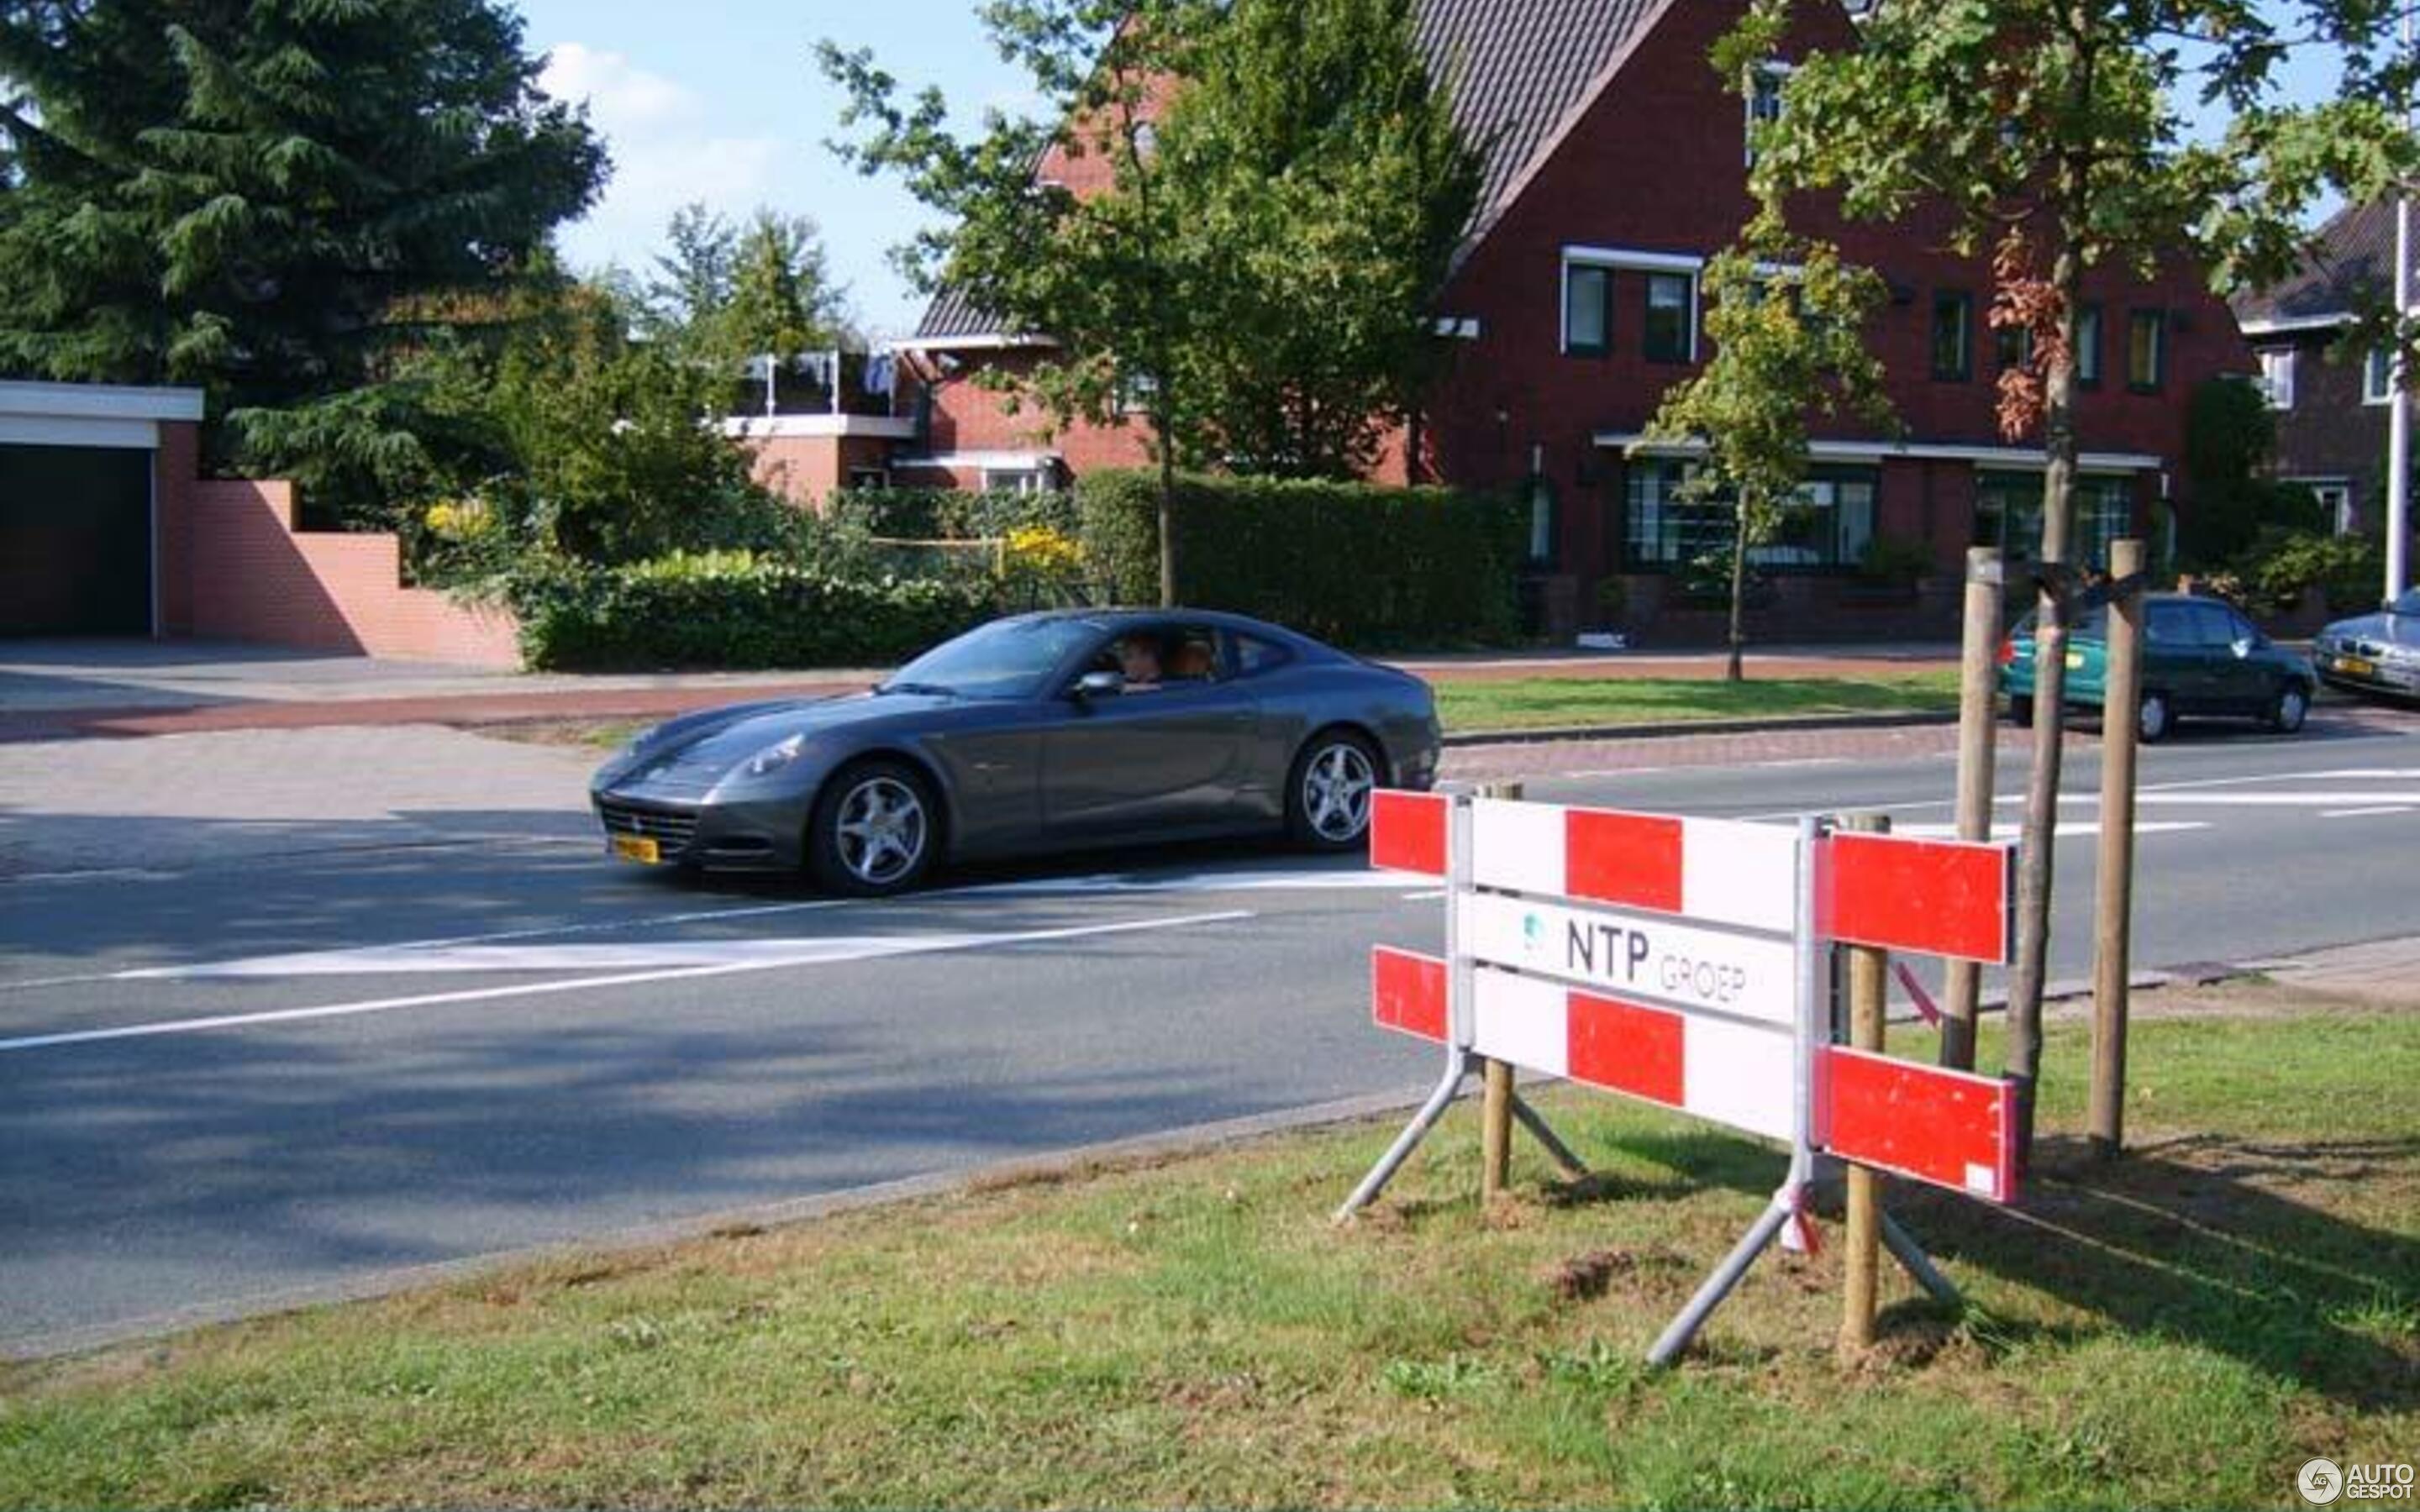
[1998,593,2317,743]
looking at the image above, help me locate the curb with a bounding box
[1442,708,1959,748]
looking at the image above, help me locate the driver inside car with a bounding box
[1115,636,1164,689]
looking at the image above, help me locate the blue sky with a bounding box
[514,0,1027,340]
[513,2,2356,341]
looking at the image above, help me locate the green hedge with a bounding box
[1078,470,1524,648]
[823,487,1080,541]
[512,551,997,671]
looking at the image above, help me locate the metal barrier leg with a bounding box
[1879,1211,1963,1305]
[1647,1192,1793,1366]
[1334,1048,1471,1221]
[1508,1094,1591,1179]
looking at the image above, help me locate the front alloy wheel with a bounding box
[812,763,935,895]
[1291,735,1377,849]
[2268,682,2310,734]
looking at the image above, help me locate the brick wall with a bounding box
[186,480,521,666]
[154,420,199,636]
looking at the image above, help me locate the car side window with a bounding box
[1094,626,1221,690]
[2186,602,2238,648]
[2145,603,2186,645]
[1231,633,1293,678]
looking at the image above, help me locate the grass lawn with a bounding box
[487,670,1965,754]
[8,988,2410,1509]
[1432,670,1962,732]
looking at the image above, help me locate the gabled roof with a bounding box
[2231,199,2412,332]
[911,0,1678,346]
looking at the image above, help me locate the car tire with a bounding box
[2137,690,2174,745]
[2266,681,2311,735]
[1287,728,1381,851]
[808,759,940,896]
[2007,694,2035,728]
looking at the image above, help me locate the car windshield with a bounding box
[880,617,1104,699]
[2392,588,2420,617]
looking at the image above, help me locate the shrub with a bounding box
[2224,528,2386,618]
[823,487,1081,542]
[1076,470,1524,647]
[511,550,997,670]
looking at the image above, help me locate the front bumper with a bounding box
[2314,650,2420,698]
[592,788,808,872]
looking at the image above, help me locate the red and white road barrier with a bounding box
[1354,785,2026,1362]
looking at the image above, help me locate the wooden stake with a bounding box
[1841,811,1889,1352]
[1942,547,2002,1070]
[1476,780,1523,1201]
[2090,539,2145,1159]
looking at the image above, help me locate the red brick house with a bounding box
[799,0,2254,640]
[2230,200,2407,535]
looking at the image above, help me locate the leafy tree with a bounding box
[641,202,850,371]
[2180,375,2326,567]
[818,0,1477,603]
[1639,207,1894,682]
[0,0,605,523]
[1736,0,2417,1140]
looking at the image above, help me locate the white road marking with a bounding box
[2320,806,2415,819]
[948,868,1407,897]
[1892,821,2209,841]
[2035,791,2420,807]
[0,911,1255,1055]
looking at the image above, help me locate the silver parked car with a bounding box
[590,608,1443,894]
[2312,587,2420,701]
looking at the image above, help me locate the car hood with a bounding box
[2321,609,2420,648]
[608,691,955,786]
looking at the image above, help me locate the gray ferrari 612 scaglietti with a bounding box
[589,608,1442,895]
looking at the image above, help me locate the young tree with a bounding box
[723,210,852,365]
[818,0,1477,601]
[0,0,604,523]
[1738,0,2417,1145]
[1638,207,1895,682]
[643,203,741,351]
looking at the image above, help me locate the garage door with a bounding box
[0,444,153,636]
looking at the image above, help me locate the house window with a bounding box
[2075,304,2102,387]
[1116,370,1159,414]
[981,465,1056,496]
[1994,323,2033,371]
[846,467,891,491]
[1745,64,1788,165]
[2258,349,2296,410]
[2127,309,2166,392]
[1525,475,1559,566]
[1623,460,1876,569]
[1644,273,1696,363]
[1931,291,1973,381]
[2297,480,2354,534]
[1975,470,2133,569]
[2366,347,2395,405]
[1563,263,1611,355]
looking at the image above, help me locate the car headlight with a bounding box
[741,732,808,777]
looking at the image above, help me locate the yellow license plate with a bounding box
[609,834,661,865]
[2338,656,2375,677]
[2065,651,2085,669]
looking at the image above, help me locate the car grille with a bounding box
[597,798,700,853]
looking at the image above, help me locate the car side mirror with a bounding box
[2231,638,2255,658]
[1073,669,1126,701]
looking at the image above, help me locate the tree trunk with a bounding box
[1726,496,1751,683]
[2005,158,2090,1167]
[1156,422,1179,607]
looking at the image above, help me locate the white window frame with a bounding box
[2258,348,2296,410]
[2365,346,2395,406]
[1560,247,1703,360]
[981,465,1056,496]
[2291,477,2356,534]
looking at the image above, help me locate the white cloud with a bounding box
[538,41,787,278]
[539,42,695,132]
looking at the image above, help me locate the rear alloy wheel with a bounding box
[2136,690,2174,745]
[1288,731,1380,851]
[810,760,938,896]
[2267,682,2310,735]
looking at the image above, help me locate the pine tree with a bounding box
[0,0,605,523]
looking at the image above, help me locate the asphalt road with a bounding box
[3,709,2413,1353]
